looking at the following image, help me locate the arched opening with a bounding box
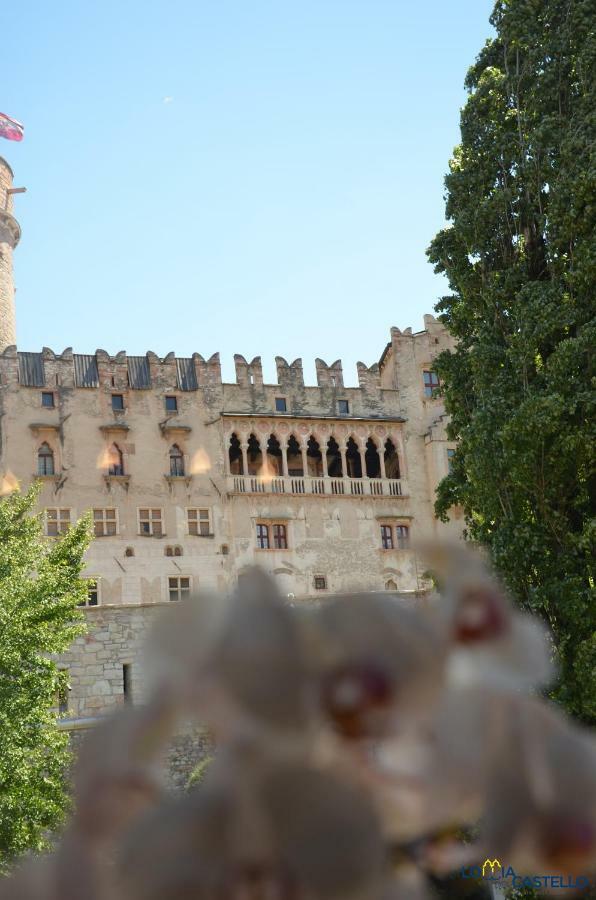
[326,437,342,477]
[306,436,323,477]
[169,444,185,476]
[365,437,381,478]
[37,442,55,476]
[384,438,400,479]
[266,434,283,476]
[107,443,124,476]
[286,435,303,476]
[247,433,263,475]
[228,433,243,474]
[345,437,362,478]
[385,578,397,591]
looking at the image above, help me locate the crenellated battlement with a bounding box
[0,345,392,393]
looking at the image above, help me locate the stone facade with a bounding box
[0,161,462,785]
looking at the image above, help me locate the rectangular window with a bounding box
[83,579,99,606]
[272,523,288,549]
[423,371,440,397]
[395,525,410,550]
[314,576,327,591]
[122,664,132,702]
[93,508,118,537]
[275,397,287,412]
[187,508,211,536]
[337,400,349,414]
[165,395,178,412]
[41,391,55,408]
[256,523,269,549]
[111,393,125,411]
[380,524,394,550]
[45,508,71,536]
[447,448,455,472]
[168,576,190,602]
[139,508,163,536]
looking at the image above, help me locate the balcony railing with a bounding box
[227,475,406,497]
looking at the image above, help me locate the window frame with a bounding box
[256,522,270,550]
[337,399,350,415]
[111,393,125,411]
[314,575,327,591]
[395,524,410,550]
[168,575,191,602]
[37,442,55,476]
[79,578,100,607]
[380,524,394,550]
[422,370,440,398]
[45,507,71,537]
[138,507,164,537]
[169,444,185,477]
[275,397,287,412]
[92,507,119,537]
[187,508,212,536]
[41,391,55,408]
[165,395,178,413]
[272,523,288,549]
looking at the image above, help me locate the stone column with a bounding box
[240,442,249,477]
[281,444,288,477]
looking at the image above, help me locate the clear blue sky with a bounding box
[4,1,494,385]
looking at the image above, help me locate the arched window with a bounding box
[37,442,55,476]
[266,434,282,476]
[384,438,400,479]
[326,437,342,477]
[345,437,362,478]
[169,444,185,477]
[306,436,323,477]
[365,437,381,478]
[107,443,124,477]
[247,433,263,475]
[229,433,243,474]
[286,435,303,476]
[385,579,397,591]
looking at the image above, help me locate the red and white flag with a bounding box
[0,113,24,142]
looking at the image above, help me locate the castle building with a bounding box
[0,157,462,781]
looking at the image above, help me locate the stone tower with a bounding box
[0,157,20,351]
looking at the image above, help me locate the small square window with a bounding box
[337,400,349,415]
[111,394,125,411]
[41,391,55,408]
[165,396,178,412]
[314,576,327,591]
[275,397,287,412]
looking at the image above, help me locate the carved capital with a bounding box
[0,210,20,249]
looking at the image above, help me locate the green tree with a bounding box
[428,0,595,721]
[0,484,92,870]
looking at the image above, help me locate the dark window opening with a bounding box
[111,393,125,411]
[37,442,55,476]
[169,444,185,476]
[266,434,283,476]
[326,437,342,477]
[337,400,349,415]
[275,397,287,412]
[306,436,323,477]
[314,576,327,591]
[247,433,263,475]
[229,433,243,475]
[165,396,178,412]
[346,437,362,478]
[41,391,55,408]
[384,438,400,479]
[123,664,132,702]
[365,437,381,478]
[287,435,304,476]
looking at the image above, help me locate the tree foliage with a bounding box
[428,0,595,721]
[0,484,92,870]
